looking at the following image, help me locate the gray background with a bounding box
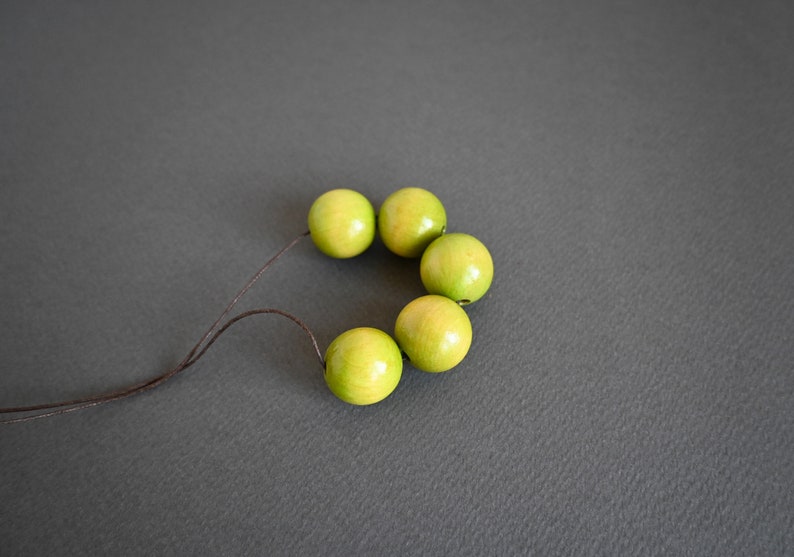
[1,1,793,555]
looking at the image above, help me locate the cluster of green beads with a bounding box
[308,188,494,405]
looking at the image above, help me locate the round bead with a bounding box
[394,295,472,373]
[324,327,403,405]
[420,233,494,304]
[378,187,446,258]
[308,189,376,258]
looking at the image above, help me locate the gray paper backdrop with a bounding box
[2,1,793,555]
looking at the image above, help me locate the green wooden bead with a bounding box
[308,189,376,258]
[378,187,447,258]
[324,327,403,405]
[394,295,472,373]
[420,233,494,304]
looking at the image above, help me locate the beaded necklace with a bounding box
[0,187,493,423]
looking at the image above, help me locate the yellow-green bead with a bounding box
[420,233,494,304]
[308,189,376,258]
[394,295,472,373]
[324,327,403,405]
[378,187,446,258]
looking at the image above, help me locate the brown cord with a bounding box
[0,231,323,425]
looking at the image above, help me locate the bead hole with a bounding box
[457,299,471,305]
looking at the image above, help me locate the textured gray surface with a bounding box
[1,1,793,555]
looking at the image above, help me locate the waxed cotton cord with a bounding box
[0,231,323,425]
